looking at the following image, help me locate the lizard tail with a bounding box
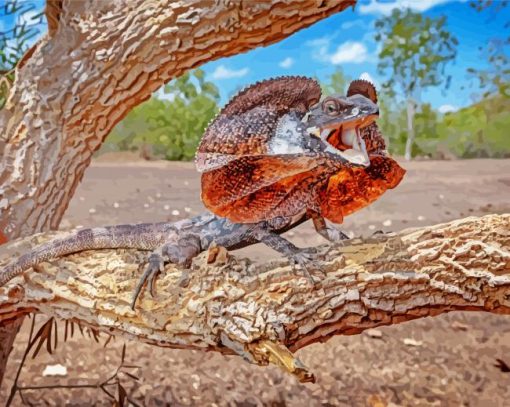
[0,222,172,286]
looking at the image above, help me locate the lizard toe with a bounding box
[131,253,164,309]
[324,227,350,243]
[289,252,326,283]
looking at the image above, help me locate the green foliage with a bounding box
[377,96,409,156]
[103,69,220,160]
[374,8,458,159]
[467,1,509,99]
[375,9,458,98]
[436,96,510,158]
[321,68,351,95]
[0,0,44,108]
[381,102,442,157]
[469,38,510,99]
[378,94,510,159]
[323,68,509,159]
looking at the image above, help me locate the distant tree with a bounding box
[468,1,509,99]
[412,103,441,157]
[469,37,510,100]
[375,9,458,160]
[463,1,510,151]
[0,0,44,108]
[104,69,220,160]
[436,95,510,158]
[321,68,351,95]
[378,97,407,156]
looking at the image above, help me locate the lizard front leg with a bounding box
[131,233,201,308]
[308,210,349,243]
[249,223,325,283]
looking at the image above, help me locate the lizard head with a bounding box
[305,79,379,166]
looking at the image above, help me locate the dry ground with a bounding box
[1,157,510,406]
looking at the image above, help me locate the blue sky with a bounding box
[1,0,508,112]
[198,0,509,112]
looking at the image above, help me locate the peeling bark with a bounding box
[0,0,355,384]
[1,214,508,382]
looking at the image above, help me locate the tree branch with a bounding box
[0,0,355,238]
[0,0,355,384]
[1,214,508,382]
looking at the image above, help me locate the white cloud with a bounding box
[279,57,294,69]
[359,0,459,15]
[359,72,378,86]
[341,20,367,30]
[307,37,372,65]
[330,41,369,64]
[211,65,249,80]
[359,72,374,82]
[438,104,458,114]
[306,37,332,62]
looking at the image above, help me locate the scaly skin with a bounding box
[1,77,405,308]
[1,212,325,307]
[196,76,405,285]
[197,77,403,225]
[0,222,173,287]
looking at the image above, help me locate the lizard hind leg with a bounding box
[250,223,325,283]
[131,234,201,309]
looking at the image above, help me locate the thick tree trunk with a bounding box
[0,318,23,381]
[0,0,355,385]
[404,98,415,160]
[1,214,508,383]
[0,0,355,238]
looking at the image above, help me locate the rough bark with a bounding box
[1,214,508,383]
[0,0,355,239]
[0,318,23,380]
[0,0,355,384]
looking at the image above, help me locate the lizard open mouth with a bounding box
[326,125,369,166]
[307,115,377,167]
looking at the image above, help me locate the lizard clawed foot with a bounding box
[131,235,201,309]
[131,252,164,309]
[326,228,350,242]
[289,251,326,284]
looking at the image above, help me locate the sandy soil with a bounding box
[1,158,510,406]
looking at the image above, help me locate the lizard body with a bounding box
[197,76,401,224]
[198,76,404,234]
[1,76,405,307]
[0,212,316,307]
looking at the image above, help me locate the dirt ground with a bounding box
[1,157,510,406]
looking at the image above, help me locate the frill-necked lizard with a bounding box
[0,76,405,308]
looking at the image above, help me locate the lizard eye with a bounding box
[322,98,340,116]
